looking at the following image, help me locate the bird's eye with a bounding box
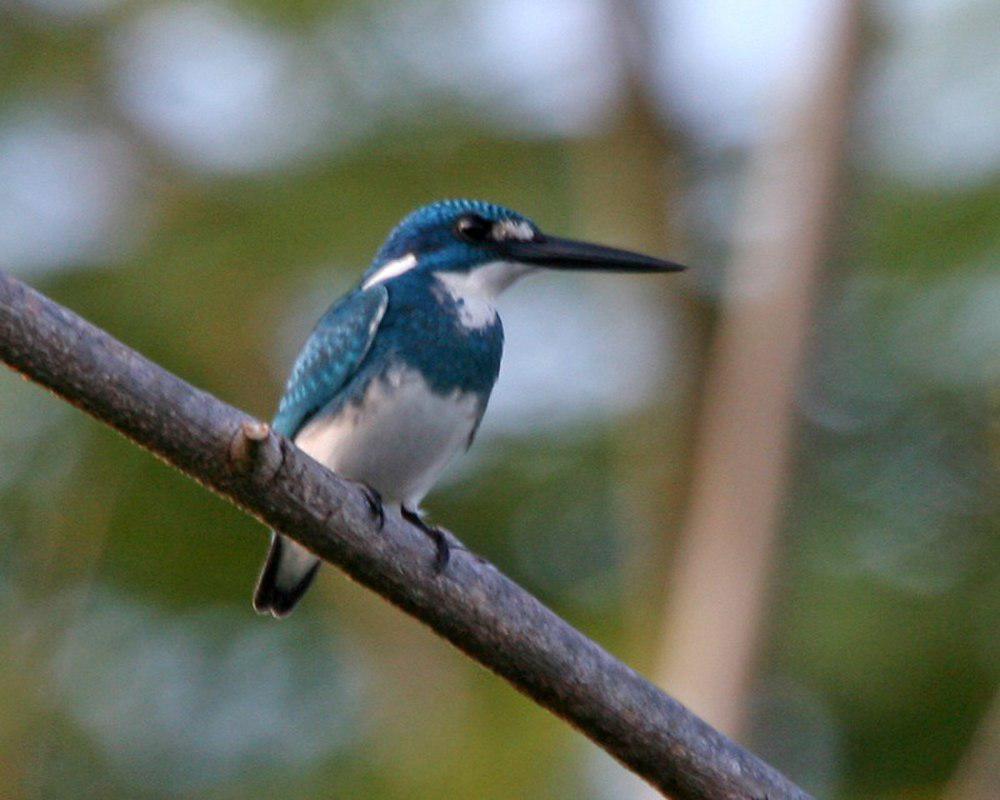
[454,214,493,243]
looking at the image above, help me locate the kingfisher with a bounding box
[253,199,684,617]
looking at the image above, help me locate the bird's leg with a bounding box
[401,506,450,573]
[359,483,384,531]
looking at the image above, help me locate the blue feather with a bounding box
[272,285,388,438]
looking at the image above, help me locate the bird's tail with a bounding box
[253,533,321,618]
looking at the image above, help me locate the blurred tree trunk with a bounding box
[570,0,709,659]
[647,0,865,744]
[946,692,1000,800]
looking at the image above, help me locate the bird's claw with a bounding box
[427,526,450,573]
[401,506,450,573]
[360,483,384,530]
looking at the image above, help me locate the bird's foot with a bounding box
[359,483,384,530]
[401,506,450,573]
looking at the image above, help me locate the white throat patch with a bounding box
[362,253,418,290]
[434,260,531,330]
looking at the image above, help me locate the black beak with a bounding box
[501,235,685,273]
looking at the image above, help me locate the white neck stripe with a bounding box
[362,253,418,289]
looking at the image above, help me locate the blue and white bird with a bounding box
[254,199,684,617]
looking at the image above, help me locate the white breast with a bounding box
[293,368,481,507]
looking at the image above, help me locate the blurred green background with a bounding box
[0,1,996,798]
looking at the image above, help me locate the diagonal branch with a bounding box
[0,269,812,800]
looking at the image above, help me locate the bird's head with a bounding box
[361,199,684,297]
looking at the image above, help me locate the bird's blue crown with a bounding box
[363,199,539,281]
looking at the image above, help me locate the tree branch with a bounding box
[0,269,813,800]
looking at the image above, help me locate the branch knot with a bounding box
[228,419,272,473]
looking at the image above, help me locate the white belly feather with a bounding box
[293,367,481,507]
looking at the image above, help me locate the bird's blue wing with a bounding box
[272,285,388,439]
